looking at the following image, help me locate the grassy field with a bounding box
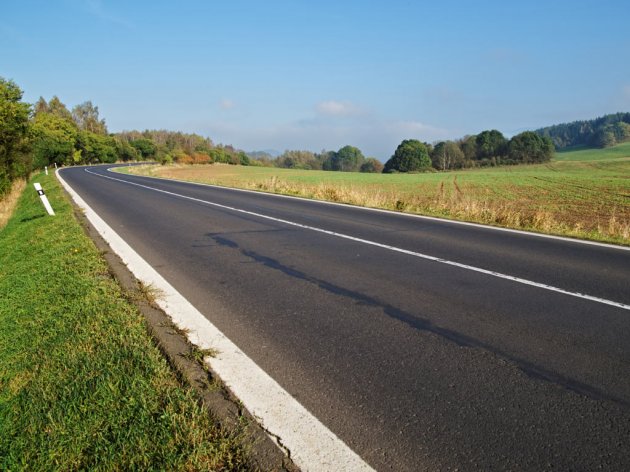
[0,173,248,470]
[553,141,630,161]
[123,143,630,245]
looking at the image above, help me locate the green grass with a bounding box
[122,143,630,245]
[0,172,249,470]
[554,141,630,161]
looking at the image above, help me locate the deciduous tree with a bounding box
[328,145,365,172]
[431,141,465,170]
[72,101,108,135]
[383,139,431,173]
[0,78,32,194]
[476,130,508,159]
[360,157,384,173]
[507,131,554,163]
[31,112,78,166]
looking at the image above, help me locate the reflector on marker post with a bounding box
[34,182,55,216]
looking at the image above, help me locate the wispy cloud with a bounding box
[219,98,235,110]
[84,0,133,28]
[315,100,362,117]
[385,120,449,138]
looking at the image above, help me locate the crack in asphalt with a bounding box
[208,232,630,409]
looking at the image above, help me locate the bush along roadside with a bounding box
[0,172,249,470]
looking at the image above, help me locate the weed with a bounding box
[137,281,165,305]
[184,346,219,364]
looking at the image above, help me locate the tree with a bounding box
[383,139,431,173]
[320,150,335,170]
[238,151,250,166]
[459,135,477,163]
[0,78,32,195]
[476,130,508,159]
[594,129,616,148]
[328,145,365,172]
[113,136,140,161]
[209,147,227,163]
[75,130,117,164]
[33,96,49,116]
[72,101,107,134]
[360,158,384,173]
[47,96,73,121]
[431,141,465,170]
[276,150,318,169]
[31,112,78,166]
[593,122,630,148]
[535,112,630,149]
[507,131,554,163]
[611,122,630,142]
[130,138,157,159]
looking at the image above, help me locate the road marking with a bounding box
[108,166,630,252]
[87,167,630,312]
[58,168,376,472]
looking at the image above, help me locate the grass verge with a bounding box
[0,178,26,230]
[121,144,630,245]
[0,172,249,470]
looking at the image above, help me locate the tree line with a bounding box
[0,77,255,197]
[1,74,596,199]
[0,76,133,197]
[1,78,32,196]
[535,112,630,149]
[254,147,384,173]
[264,129,555,174]
[114,129,250,166]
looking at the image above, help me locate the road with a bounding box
[60,165,630,471]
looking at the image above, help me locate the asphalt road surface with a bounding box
[60,165,630,471]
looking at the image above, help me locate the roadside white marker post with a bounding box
[34,183,55,216]
[44,166,48,175]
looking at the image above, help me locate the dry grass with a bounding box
[250,177,630,242]
[0,179,26,231]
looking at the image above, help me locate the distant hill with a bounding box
[535,112,630,150]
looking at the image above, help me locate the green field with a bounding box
[554,141,630,161]
[0,173,248,470]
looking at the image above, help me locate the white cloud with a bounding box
[315,100,362,117]
[219,99,235,110]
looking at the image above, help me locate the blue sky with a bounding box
[2,0,629,158]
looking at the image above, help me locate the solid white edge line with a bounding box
[90,167,630,312]
[108,165,630,252]
[57,168,376,472]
